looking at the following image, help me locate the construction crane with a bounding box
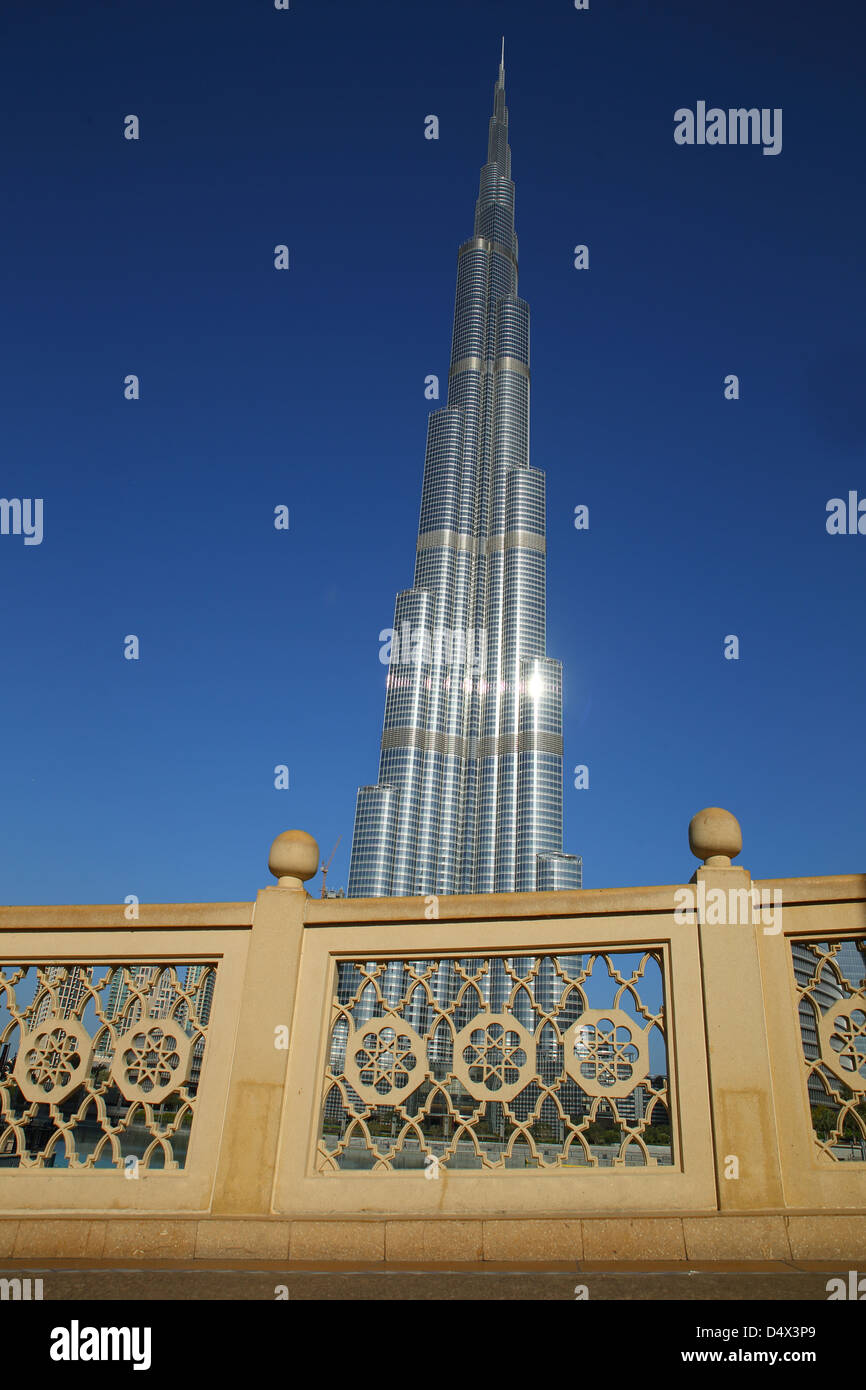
[320,836,342,898]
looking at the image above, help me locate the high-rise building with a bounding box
[32,966,90,1024]
[348,47,581,898]
[103,964,214,1030]
[104,965,176,1025]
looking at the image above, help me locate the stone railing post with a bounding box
[211,829,319,1216]
[688,807,785,1209]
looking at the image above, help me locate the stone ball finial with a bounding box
[688,807,742,867]
[268,829,320,888]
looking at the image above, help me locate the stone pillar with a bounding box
[689,807,785,1210]
[211,829,318,1215]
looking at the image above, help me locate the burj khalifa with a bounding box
[348,46,581,898]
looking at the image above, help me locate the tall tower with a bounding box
[349,47,581,898]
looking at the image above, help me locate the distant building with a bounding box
[32,965,90,1024]
[347,48,580,898]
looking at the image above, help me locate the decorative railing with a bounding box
[0,815,863,1227]
[0,962,216,1170]
[318,951,673,1172]
[791,937,866,1162]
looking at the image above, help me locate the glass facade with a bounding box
[348,52,581,898]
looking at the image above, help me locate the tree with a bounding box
[811,1105,837,1138]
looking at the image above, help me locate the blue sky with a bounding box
[1,0,863,905]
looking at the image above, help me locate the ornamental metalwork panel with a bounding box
[791,937,866,1162]
[317,951,673,1172]
[0,962,216,1171]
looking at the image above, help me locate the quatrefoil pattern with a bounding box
[819,995,866,1091]
[110,1022,193,1102]
[14,1020,93,1102]
[343,1016,427,1106]
[563,1009,649,1097]
[453,1013,535,1102]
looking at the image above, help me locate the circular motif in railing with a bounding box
[14,1018,93,1102]
[562,1010,649,1098]
[819,995,866,1091]
[453,1013,535,1102]
[343,1016,427,1107]
[110,1021,193,1103]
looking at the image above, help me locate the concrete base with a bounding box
[2,1214,866,1264]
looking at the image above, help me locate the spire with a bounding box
[484,38,511,181]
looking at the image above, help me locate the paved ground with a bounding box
[0,1258,849,1300]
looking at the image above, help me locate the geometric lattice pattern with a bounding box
[318,951,672,1173]
[562,1009,649,1099]
[110,1023,193,1104]
[344,1017,427,1107]
[453,1014,535,1103]
[15,1020,92,1102]
[0,961,216,1171]
[819,996,866,1092]
[791,937,866,1163]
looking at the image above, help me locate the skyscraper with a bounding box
[32,966,90,1024]
[348,46,581,898]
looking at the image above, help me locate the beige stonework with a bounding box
[581,1217,687,1261]
[1,1213,865,1264]
[786,1215,866,1261]
[289,1220,385,1262]
[385,1220,483,1263]
[683,1215,791,1261]
[0,813,863,1265]
[12,1219,105,1259]
[102,1220,198,1259]
[194,1220,291,1260]
[209,886,307,1217]
[0,1221,18,1259]
[483,1219,583,1262]
[695,865,785,1210]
